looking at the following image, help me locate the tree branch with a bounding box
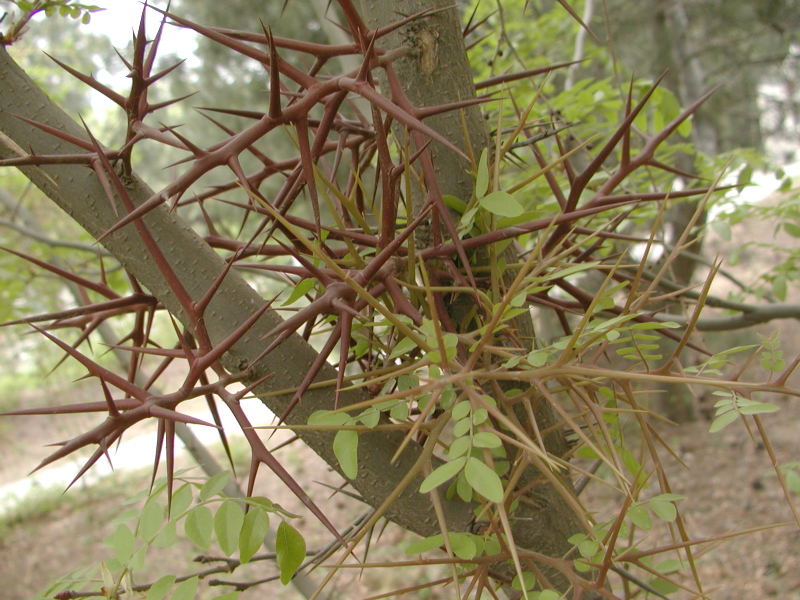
[0,44,473,541]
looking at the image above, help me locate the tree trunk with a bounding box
[1,0,584,589]
[358,0,584,587]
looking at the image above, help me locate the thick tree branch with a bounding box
[0,45,473,541]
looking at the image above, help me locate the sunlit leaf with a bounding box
[450,532,479,560]
[464,457,503,503]
[475,149,489,198]
[479,190,524,218]
[146,575,175,600]
[649,498,677,522]
[138,499,164,540]
[215,500,245,556]
[709,410,739,433]
[282,278,315,305]
[104,524,135,563]
[276,521,306,585]
[185,505,214,550]
[628,505,651,530]
[239,507,270,564]
[151,520,177,548]
[405,533,444,555]
[511,571,537,591]
[171,484,193,516]
[419,457,467,494]
[333,429,359,479]
[472,432,502,449]
[171,577,198,600]
[199,472,231,501]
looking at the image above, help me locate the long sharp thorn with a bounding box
[99,379,120,418]
[1,398,139,416]
[148,405,219,428]
[555,0,600,43]
[150,418,165,492]
[165,418,175,515]
[274,323,340,427]
[335,311,353,409]
[475,60,583,90]
[65,445,110,492]
[204,393,236,476]
[30,324,146,400]
[339,79,469,161]
[43,52,126,107]
[0,246,117,300]
[263,24,282,119]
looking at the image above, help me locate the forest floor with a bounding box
[1,210,799,600]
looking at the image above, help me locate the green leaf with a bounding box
[405,533,444,555]
[211,593,239,600]
[737,401,779,415]
[783,222,800,238]
[358,407,380,428]
[737,165,753,189]
[472,432,502,449]
[185,505,214,550]
[215,500,245,556]
[282,278,316,305]
[138,499,164,540]
[464,457,504,503]
[390,402,409,420]
[471,408,489,426]
[677,115,692,138]
[475,149,489,198]
[511,571,536,591]
[479,190,524,218]
[419,457,467,494]
[443,194,467,214]
[333,429,359,479]
[307,410,349,427]
[649,577,679,595]
[200,471,231,501]
[104,524,135,563]
[577,538,599,558]
[651,493,686,502]
[239,508,270,564]
[389,335,418,359]
[151,520,177,548]
[276,521,306,585]
[527,348,552,367]
[171,577,198,600]
[452,401,472,420]
[649,498,677,522]
[655,559,684,574]
[458,205,479,237]
[453,416,472,437]
[709,410,738,433]
[628,505,652,530]
[171,484,193,516]
[449,532,479,559]
[448,436,471,459]
[146,575,175,600]
[484,534,501,556]
[772,276,787,302]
